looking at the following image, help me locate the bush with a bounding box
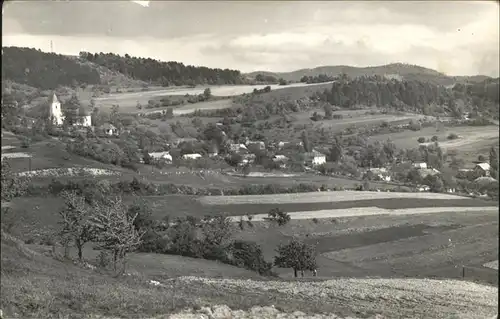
[267,208,291,226]
[447,133,459,140]
[431,135,439,142]
[228,240,273,275]
[417,137,426,143]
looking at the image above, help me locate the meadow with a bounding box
[90,81,334,113]
[367,125,499,164]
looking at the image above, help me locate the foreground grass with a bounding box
[1,231,498,318]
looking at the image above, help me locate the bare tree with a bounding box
[89,197,144,274]
[58,191,96,261]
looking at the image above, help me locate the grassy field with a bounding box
[368,125,499,165]
[197,190,470,205]
[2,230,497,319]
[91,82,333,113]
[232,208,499,285]
[1,138,128,174]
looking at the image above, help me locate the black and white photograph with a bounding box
[1,0,499,318]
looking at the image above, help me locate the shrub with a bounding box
[417,137,426,143]
[267,208,291,226]
[447,133,459,140]
[431,135,439,142]
[228,240,273,275]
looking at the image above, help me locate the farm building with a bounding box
[149,151,172,163]
[173,138,198,147]
[182,153,202,160]
[273,155,289,162]
[413,162,428,169]
[304,150,326,167]
[229,144,248,153]
[246,139,266,151]
[418,168,441,179]
[474,163,491,177]
[100,123,118,136]
[366,168,391,182]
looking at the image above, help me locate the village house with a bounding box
[148,151,172,163]
[100,123,118,136]
[239,153,256,166]
[246,139,266,151]
[413,162,428,169]
[474,163,491,177]
[418,168,441,179]
[182,153,202,160]
[304,150,326,167]
[229,143,248,154]
[366,167,391,182]
[173,138,198,147]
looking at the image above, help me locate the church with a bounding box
[49,93,92,127]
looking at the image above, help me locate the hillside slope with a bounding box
[1,231,497,319]
[247,63,492,86]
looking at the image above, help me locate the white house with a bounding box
[182,153,202,160]
[367,168,391,182]
[413,162,428,169]
[272,155,289,162]
[474,163,491,177]
[304,150,326,167]
[149,151,172,163]
[101,123,118,136]
[246,139,266,150]
[229,144,248,153]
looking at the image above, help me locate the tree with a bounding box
[58,191,96,261]
[127,198,154,232]
[203,88,212,100]
[1,161,30,202]
[63,94,81,125]
[301,131,312,152]
[329,138,344,162]
[201,215,232,245]
[267,208,291,226]
[490,147,498,179]
[324,104,333,119]
[89,197,144,273]
[274,238,317,278]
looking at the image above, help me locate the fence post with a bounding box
[462,265,465,278]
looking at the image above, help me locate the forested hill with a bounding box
[314,76,499,119]
[78,52,245,86]
[1,46,246,90]
[2,47,101,90]
[247,63,492,86]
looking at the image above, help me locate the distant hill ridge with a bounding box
[246,63,492,86]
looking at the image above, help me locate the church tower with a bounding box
[49,93,64,125]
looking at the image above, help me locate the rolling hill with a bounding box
[246,63,492,86]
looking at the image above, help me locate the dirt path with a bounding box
[200,191,470,205]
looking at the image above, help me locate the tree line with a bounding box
[2,47,101,90]
[79,52,245,86]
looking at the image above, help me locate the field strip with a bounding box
[199,191,470,205]
[228,206,499,222]
[174,276,497,319]
[483,260,499,270]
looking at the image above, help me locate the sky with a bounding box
[2,0,499,76]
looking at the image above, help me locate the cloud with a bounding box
[130,1,150,8]
[2,0,499,76]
